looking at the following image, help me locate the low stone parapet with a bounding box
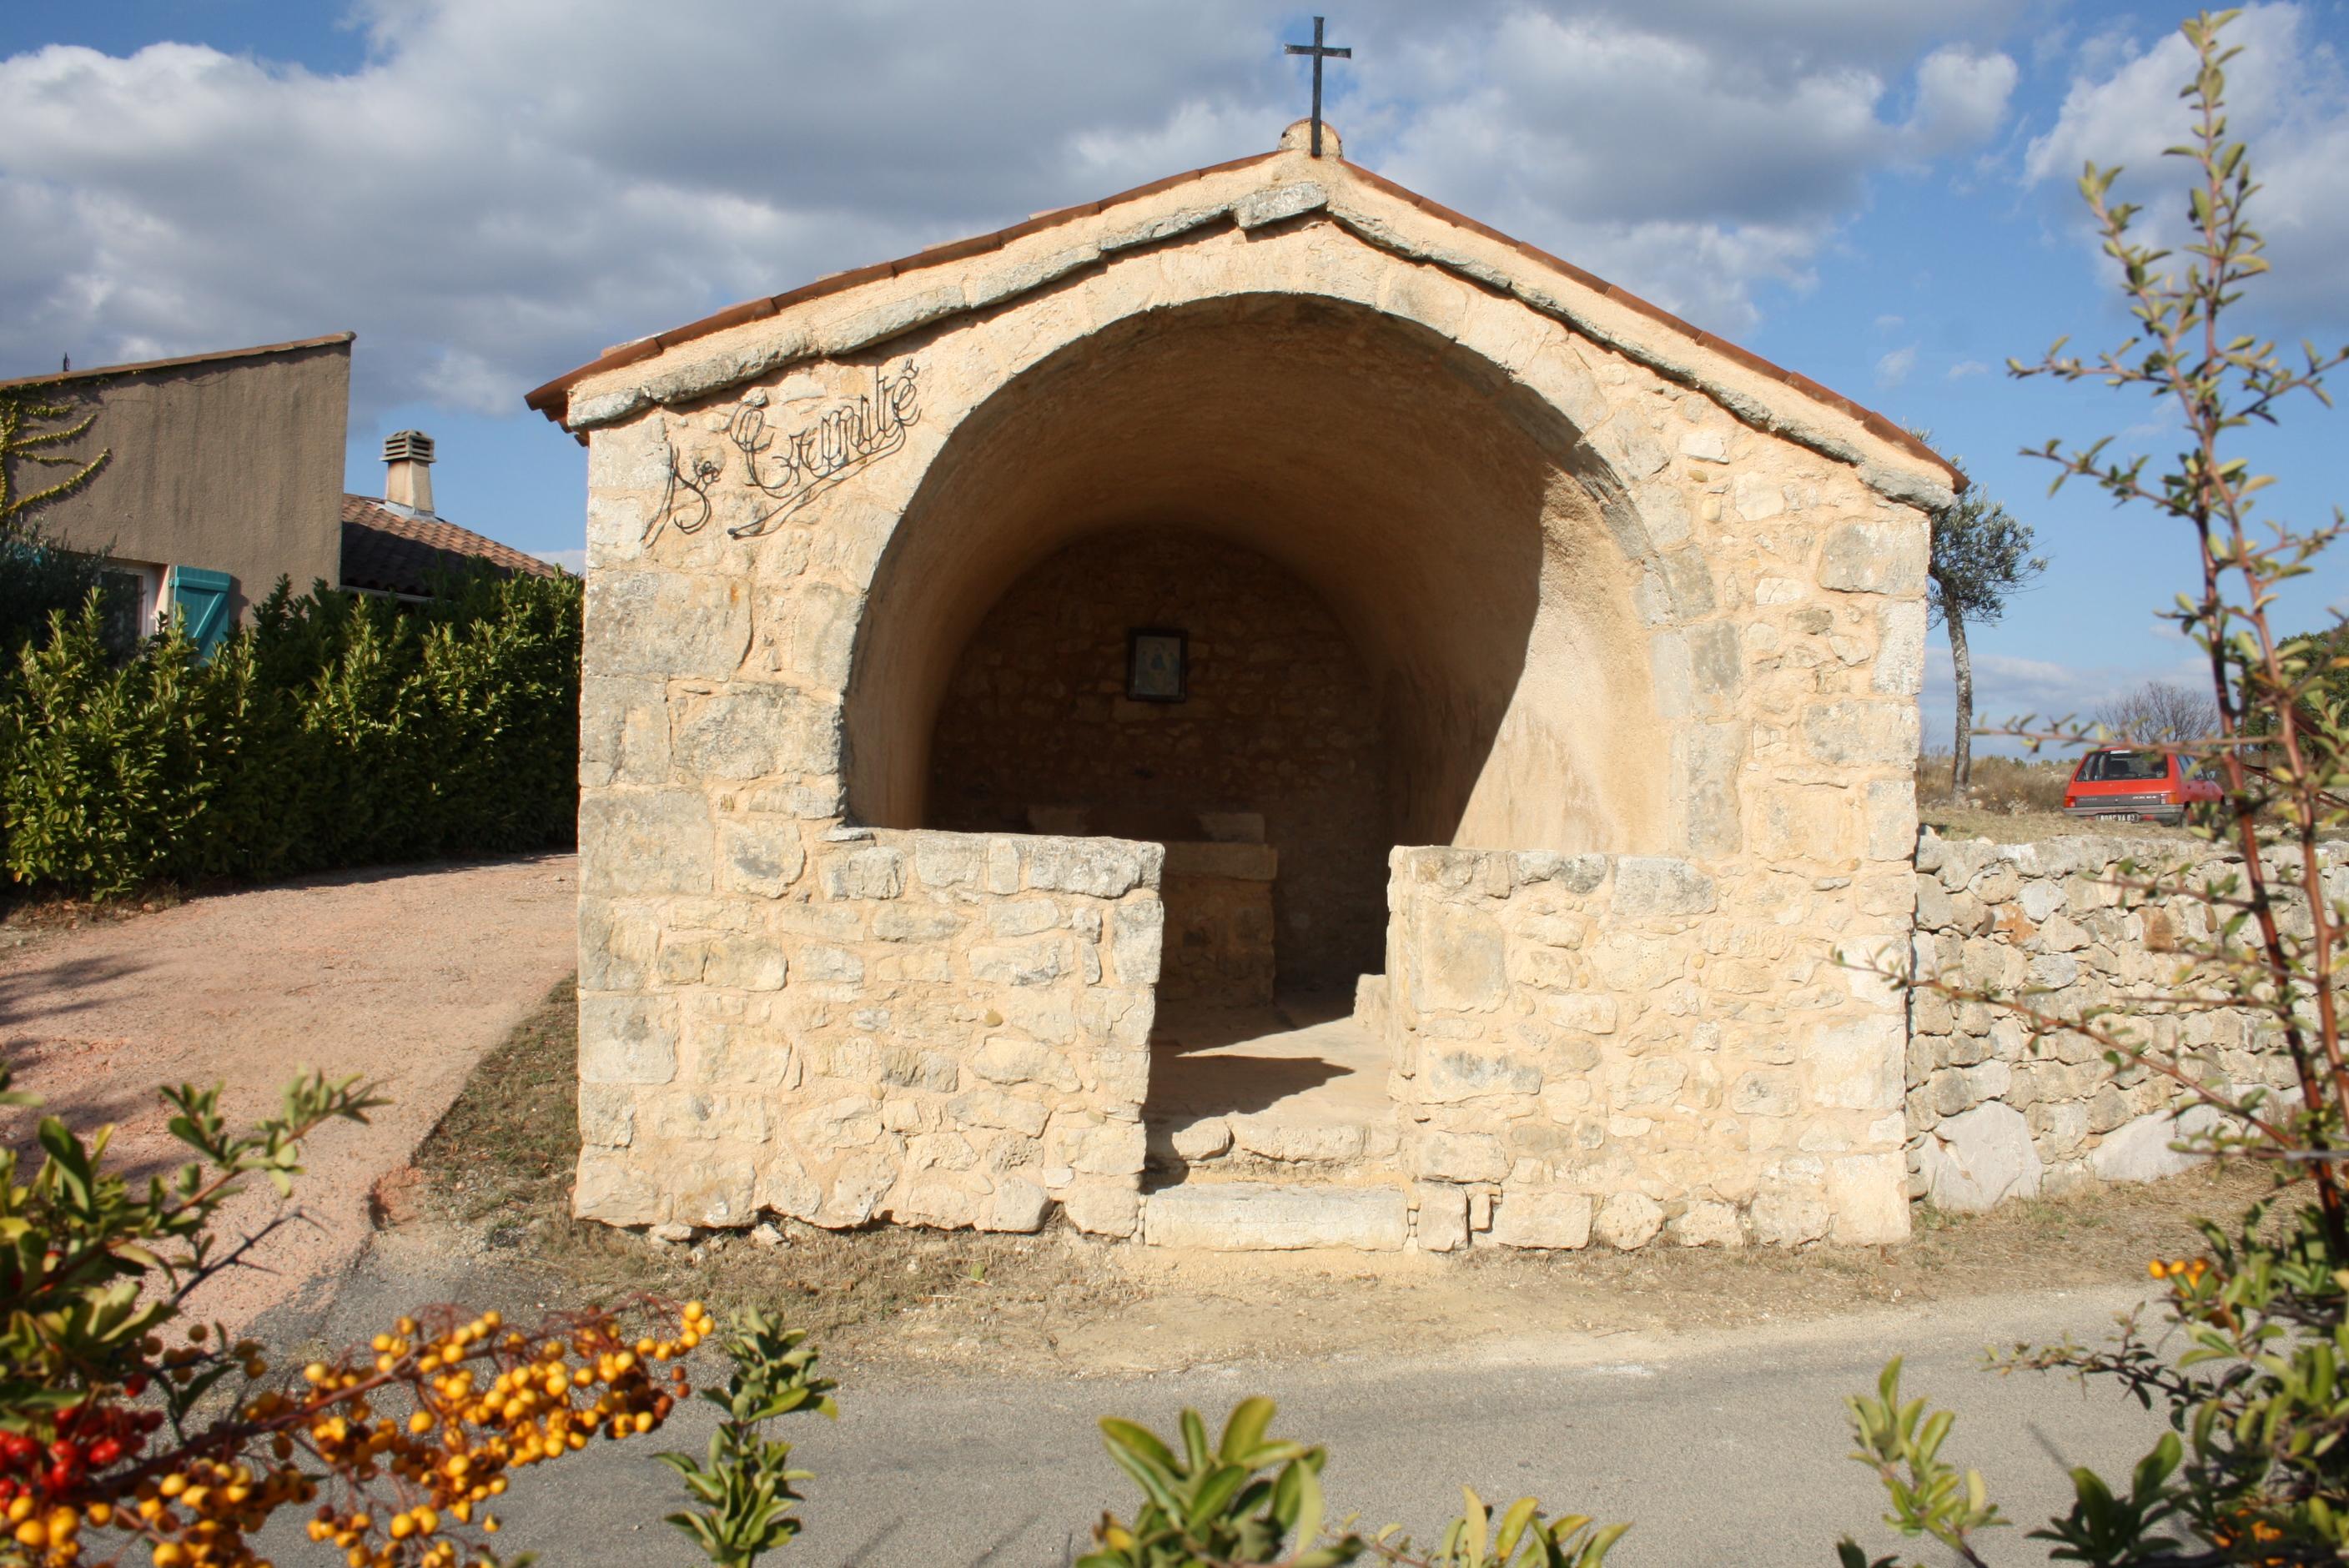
[1907,828,2348,1209]
[1376,845,1910,1250]
[573,827,1164,1238]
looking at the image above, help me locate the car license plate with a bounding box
[2110,812,2140,822]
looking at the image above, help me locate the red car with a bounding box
[2063,747,2221,827]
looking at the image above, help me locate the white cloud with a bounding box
[533,547,587,574]
[1904,45,2020,156]
[1875,344,1919,387]
[1947,359,1991,379]
[0,0,2035,434]
[2025,3,2349,324]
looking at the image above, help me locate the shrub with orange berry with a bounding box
[0,1063,701,1566]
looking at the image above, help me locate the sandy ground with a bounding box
[0,855,577,1332]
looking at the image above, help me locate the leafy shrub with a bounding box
[0,568,580,900]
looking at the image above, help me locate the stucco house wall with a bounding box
[11,334,353,626]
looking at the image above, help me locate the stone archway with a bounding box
[843,293,1669,863]
[547,136,1947,1249]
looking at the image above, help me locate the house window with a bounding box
[99,563,164,654]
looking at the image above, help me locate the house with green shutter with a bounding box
[0,333,551,651]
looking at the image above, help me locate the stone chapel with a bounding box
[527,121,1958,1253]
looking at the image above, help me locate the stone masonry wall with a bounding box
[928,530,1388,990]
[566,148,1959,1243]
[1376,846,1911,1252]
[575,825,1164,1238]
[1907,828,2349,1210]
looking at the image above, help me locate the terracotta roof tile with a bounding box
[340,495,559,598]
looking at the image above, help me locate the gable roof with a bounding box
[340,495,559,598]
[525,148,1959,493]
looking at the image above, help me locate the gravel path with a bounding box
[0,855,577,1332]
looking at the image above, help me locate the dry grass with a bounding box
[399,983,2284,1380]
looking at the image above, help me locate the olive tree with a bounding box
[1929,471,2045,792]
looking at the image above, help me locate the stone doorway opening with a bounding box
[923,527,1403,1197]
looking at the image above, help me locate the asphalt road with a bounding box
[279,1283,2171,1567]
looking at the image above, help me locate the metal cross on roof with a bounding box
[1284,15,1351,158]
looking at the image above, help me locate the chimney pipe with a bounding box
[383,430,435,514]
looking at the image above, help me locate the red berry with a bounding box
[123,1375,148,1399]
[87,1439,123,1468]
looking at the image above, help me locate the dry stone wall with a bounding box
[1376,846,1912,1250]
[1907,829,2348,1210]
[576,826,1163,1238]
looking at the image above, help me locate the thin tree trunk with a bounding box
[1949,606,1974,793]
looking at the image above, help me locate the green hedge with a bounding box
[0,570,581,899]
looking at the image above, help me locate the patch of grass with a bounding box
[414,975,581,1222]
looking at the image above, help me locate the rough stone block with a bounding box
[579,995,678,1084]
[1825,1152,1909,1243]
[1025,838,1159,897]
[981,1177,1051,1234]
[1801,701,1921,767]
[1819,520,1928,596]
[1747,1187,1830,1246]
[580,792,713,896]
[819,846,906,901]
[1408,901,1509,1013]
[573,1149,666,1225]
[577,1085,636,1148]
[1611,857,1717,917]
[586,569,750,680]
[1921,1103,2044,1212]
[1414,1183,1469,1252]
[969,940,1069,988]
[1806,1015,1904,1111]
[672,684,841,781]
[1673,1200,1744,1247]
[2090,1106,2215,1184]
[972,1037,1082,1093]
[1113,898,1164,986]
[672,1157,757,1229]
[1491,1190,1594,1249]
[1061,1179,1140,1238]
[1872,601,1927,696]
[1418,1130,1510,1183]
[1594,1191,1664,1250]
[717,818,806,898]
[1144,1183,1408,1250]
[1421,1049,1544,1102]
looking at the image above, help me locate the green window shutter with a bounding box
[172,566,234,655]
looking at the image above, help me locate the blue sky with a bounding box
[1,1,2342,753]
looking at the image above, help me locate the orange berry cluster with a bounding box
[14,1304,707,1568]
[2149,1257,2213,1284]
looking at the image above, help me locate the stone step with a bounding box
[1140,1180,1410,1251]
[1146,1111,1402,1169]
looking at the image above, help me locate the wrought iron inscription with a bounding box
[645,360,921,545]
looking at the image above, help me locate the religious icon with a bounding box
[1127,628,1187,702]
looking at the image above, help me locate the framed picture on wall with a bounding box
[1127,627,1187,702]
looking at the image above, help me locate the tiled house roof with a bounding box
[340,495,559,598]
